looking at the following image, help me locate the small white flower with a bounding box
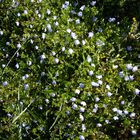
[97,123,102,127]
[51,93,56,97]
[30,0,34,2]
[120,100,125,105]
[93,108,97,113]
[35,45,39,50]
[126,64,133,70]
[105,120,110,124]
[107,92,112,97]
[117,110,123,115]
[119,71,124,78]
[113,116,119,120]
[90,1,96,6]
[132,66,138,72]
[108,17,116,22]
[66,29,71,33]
[91,63,95,67]
[134,88,140,95]
[112,108,118,112]
[30,39,34,44]
[53,16,57,20]
[62,47,65,51]
[124,110,129,115]
[132,130,137,135]
[25,74,29,79]
[96,40,105,46]
[40,54,46,60]
[6,42,10,45]
[88,32,94,38]
[79,135,85,140]
[17,43,21,48]
[112,65,118,69]
[42,33,46,39]
[80,5,85,11]
[68,48,74,54]
[76,19,80,24]
[80,107,85,113]
[79,114,84,121]
[95,97,100,102]
[75,89,80,94]
[96,75,102,79]
[91,81,99,87]
[54,21,59,26]
[15,63,19,69]
[81,101,86,106]
[24,84,29,90]
[24,10,28,15]
[66,110,70,115]
[129,75,134,81]
[0,30,3,35]
[130,112,136,118]
[51,51,56,56]
[41,72,45,76]
[98,80,103,85]
[77,11,82,17]
[71,32,77,39]
[54,58,59,64]
[79,83,84,88]
[124,76,129,81]
[82,40,86,45]
[74,39,80,45]
[16,21,19,26]
[82,124,86,131]
[27,61,32,66]
[88,70,94,76]
[2,64,6,68]
[46,9,51,15]
[52,80,56,85]
[70,97,77,102]
[72,104,78,110]
[106,84,110,90]
[17,12,21,17]
[3,81,8,86]
[87,55,92,63]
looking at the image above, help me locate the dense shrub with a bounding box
[0,0,140,139]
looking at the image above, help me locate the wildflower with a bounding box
[51,51,56,56]
[17,43,21,48]
[120,100,125,105]
[24,10,28,15]
[79,135,85,140]
[76,19,80,24]
[66,29,71,33]
[112,65,118,69]
[108,17,116,22]
[119,71,124,78]
[51,93,55,97]
[126,64,133,70]
[88,32,94,38]
[54,21,59,26]
[82,40,86,45]
[132,130,137,135]
[90,1,96,6]
[132,66,138,72]
[95,97,100,102]
[92,16,97,22]
[3,81,8,86]
[91,63,95,67]
[98,80,103,85]
[68,48,74,54]
[80,101,86,106]
[96,75,102,79]
[40,54,46,60]
[106,84,110,90]
[78,11,82,17]
[113,116,119,120]
[124,110,129,115]
[79,114,84,121]
[52,80,56,85]
[82,124,86,131]
[93,108,97,113]
[88,70,94,76]
[91,81,99,87]
[80,5,85,11]
[45,99,49,104]
[117,110,123,115]
[35,45,39,50]
[79,83,84,88]
[54,58,59,64]
[27,61,32,66]
[71,32,77,39]
[72,104,78,110]
[96,40,105,46]
[46,9,51,15]
[87,55,92,63]
[70,97,77,102]
[15,63,19,69]
[112,108,118,112]
[42,33,46,39]
[134,88,140,95]
[130,112,136,118]
[79,107,85,113]
[105,120,110,124]
[16,21,19,26]
[24,84,29,90]
[107,92,112,97]
[97,123,102,127]
[17,12,21,17]
[62,47,65,51]
[66,110,70,115]
[75,89,80,94]
[126,46,132,51]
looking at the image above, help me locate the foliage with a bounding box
[0,0,140,139]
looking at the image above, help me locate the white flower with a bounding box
[40,54,46,60]
[30,39,34,44]
[105,120,110,124]
[16,21,19,26]
[54,21,59,26]
[79,135,85,140]
[108,17,116,22]
[70,97,76,102]
[68,48,74,54]
[88,70,94,76]
[27,61,32,66]
[93,108,98,113]
[126,64,133,70]
[71,32,77,39]
[82,124,86,131]
[82,40,86,45]
[66,110,70,115]
[91,81,99,87]
[119,71,124,78]
[75,89,80,94]
[107,92,112,97]
[112,65,118,69]
[17,12,21,17]
[132,66,138,72]
[24,84,29,90]
[134,88,140,95]
[30,0,34,2]
[96,75,102,79]
[90,1,96,6]
[91,63,95,67]
[24,10,28,15]
[41,72,45,76]
[54,58,59,64]
[35,45,39,50]
[2,64,6,68]
[112,108,118,112]
[124,76,129,81]
[98,80,103,85]
[76,19,80,24]
[53,16,57,20]
[38,14,41,18]
[87,55,92,63]
[77,11,82,17]
[62,47,65,51]
[6,42,10,45]
[132,130,137,135]
[79,83,84,88]
[120,100,125,105]
[80,5,85,11]
[106,84,110,90]
[124,110,129,115]
[51,93,55,97]
[79,114,84,121]
[3,81,8,86]
[113,116,119,120]
[66,29,71,33]
[25,74,29,79]
[0,30,3,35]
[52,80,56,85]
[72,104,78,110]
[88,32,94,38]
[97,123,102,127]
[42,33,46,39]
[15,63,19,69]
[130,112,135,118]
[95,97,100,102]
[80,107,85,113]
[46,9,51,15]
[96,40,105,46]
[80,101,86,106]
[17,43,21,48]
[51,51,56,56]
[117,110,123,115]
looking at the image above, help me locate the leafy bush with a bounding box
[0,0,140,139]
